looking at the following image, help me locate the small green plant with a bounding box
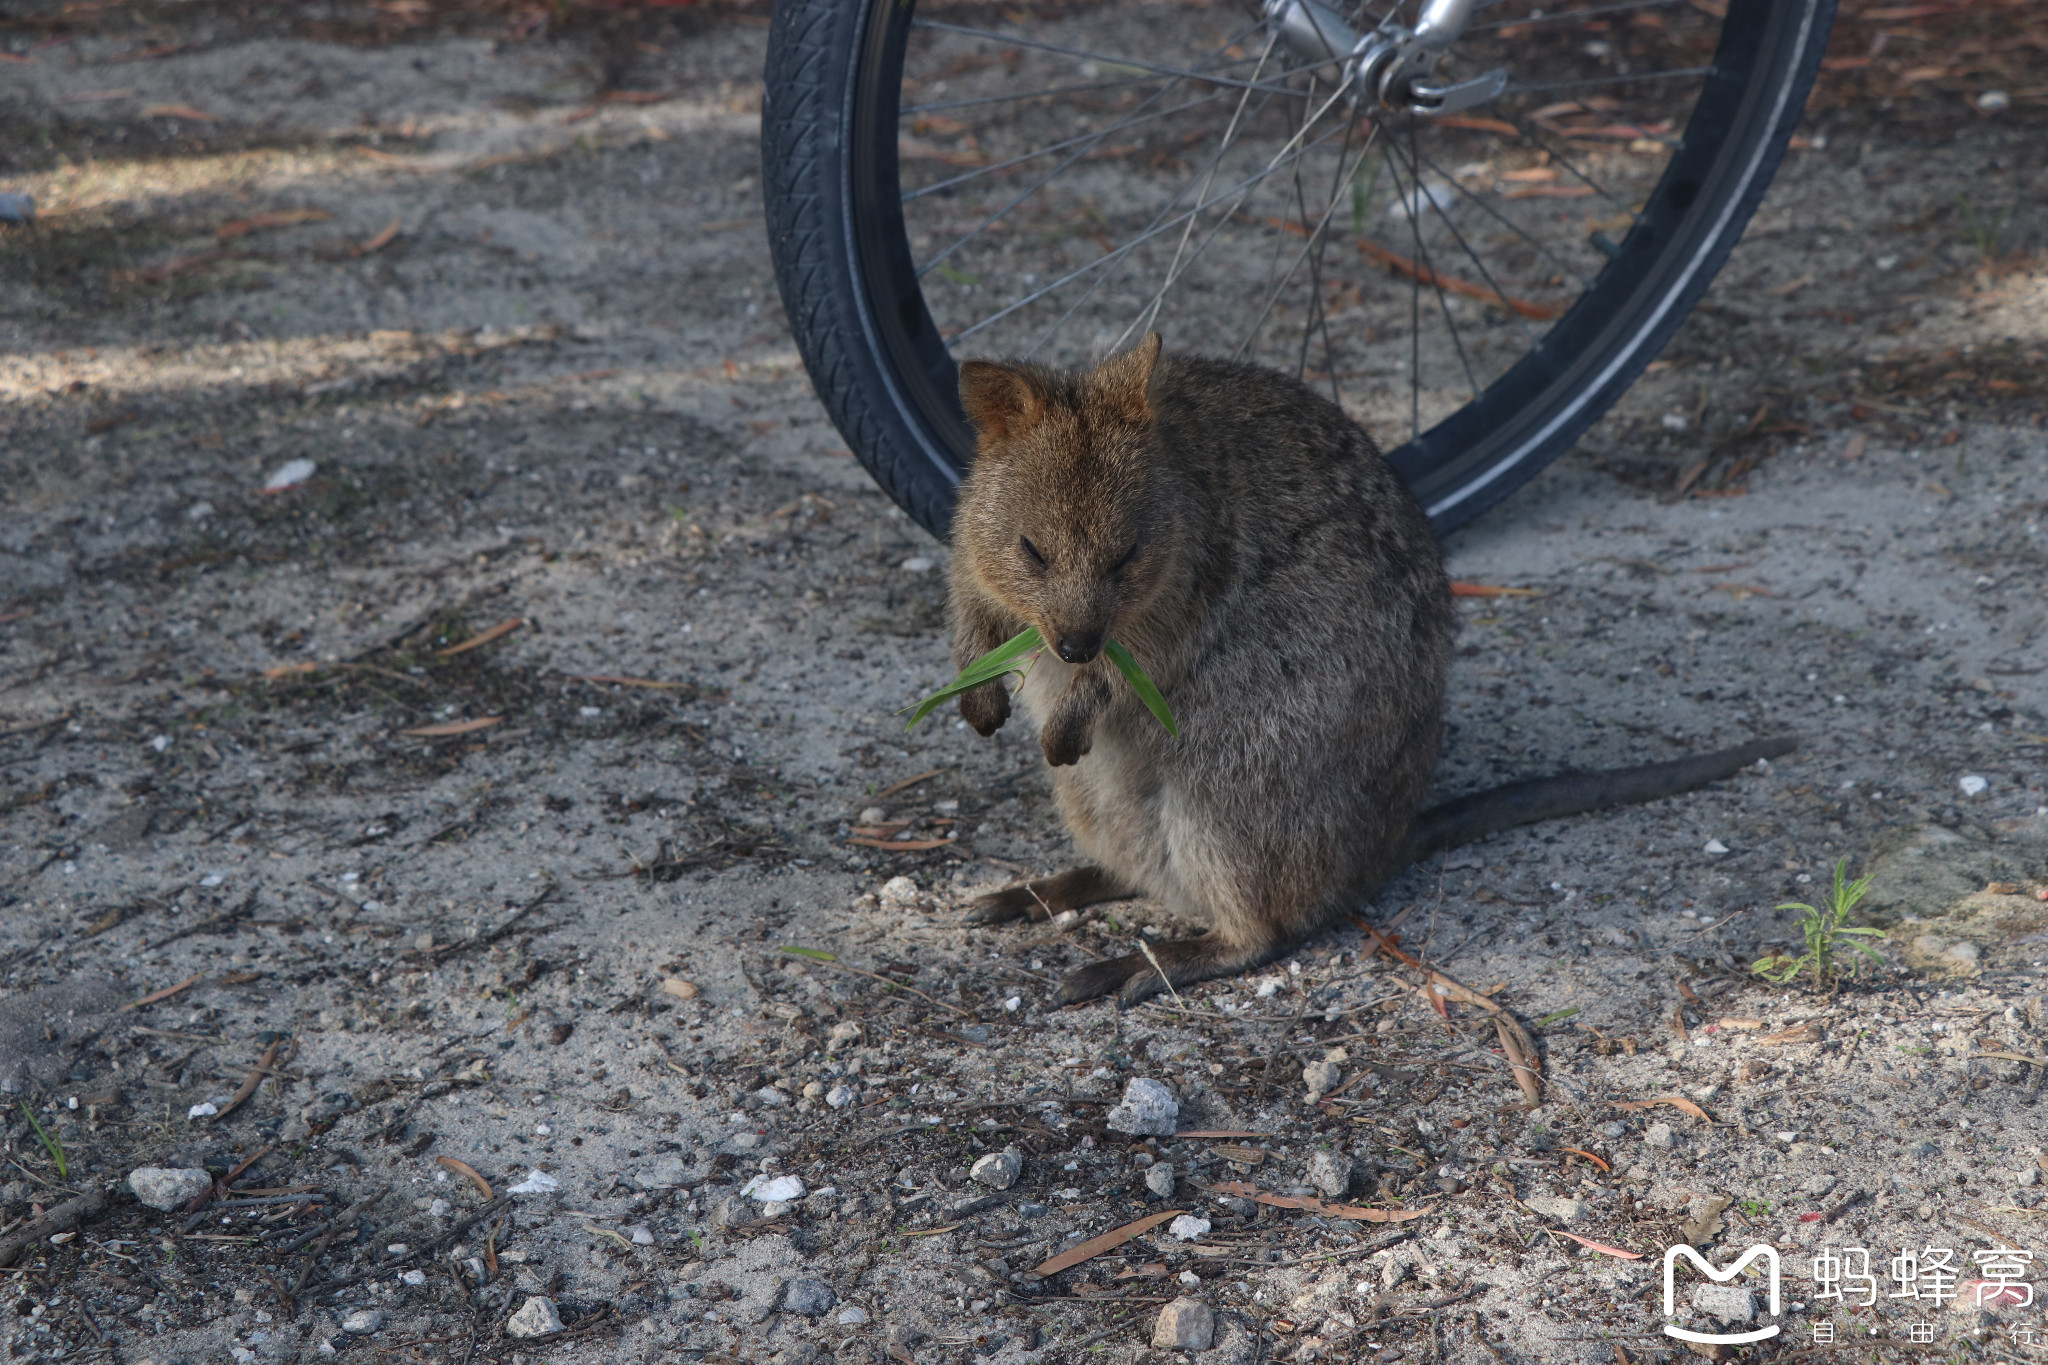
[18,1101,67,1179]
[904,626,1177,735]
[1956,193,2015,261]
[1752,858,1886,993]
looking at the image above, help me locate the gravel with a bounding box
[1105,1078,1179,1136]
[126,1167,213,1212]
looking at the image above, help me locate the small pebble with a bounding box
[837,1306,870,1326]
[879,876,921,905]
[504,1297,563,1339]
[1145,1163,1176,1199]
[970,1148,1023,1190]
[660,978,699,1000]
[1306,1150,1352,1198]
[1105,1077,1179,1136]
[1301,1059,1342,1098]
[1168,1215,1211,1241]
[1703,838,1730,855]
[1151,1297,1215,1350]
[399,1270,426,1287]
[127,1167,213,1211]
[742,1174,807,1203]
[1978,89,2010,111]
[782,1278,836,1317]
[1959,775,1988,796]
[341,1310,386,1335]
[826,1084,856,1108]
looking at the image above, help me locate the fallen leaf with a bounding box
[1611,1095,1712,1122]
[601,89,674,104]
[1355,237,1563,320]
[1501,184,1596,199]
[353,217,402,256]
[261,662,321,679]
[121,972,203,1011]
[402,716,503,738]
[1551,1230,1642,1259]
[1716,1017,1765,1030]
[435,1156,494,1200]
[659,978,699,1000]
[217,208,334,241]
[844,836,956,851]
[434,617,526,656]
[1448,582,1541,597]
[142,103,217,121]
[1201,1182,1435,1222]
[1211,1145,1265,1165]
[1031,1210,1185,1277]
[1500,165,1560,183]
[1758,1024,1823,1045]
[1113,1263,1169,1280]
[1557,1147,1610,1173]
[1434,115,1518,135]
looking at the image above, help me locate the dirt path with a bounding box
[2,4,2045,1364]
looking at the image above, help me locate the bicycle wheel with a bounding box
[762,0,1835,541]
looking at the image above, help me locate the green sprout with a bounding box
[1751,858,1886,994]
[19,1101,67,1179]
[904,626,1177,736]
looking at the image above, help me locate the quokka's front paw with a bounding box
[1039,715,1093,767]
[958,679,1010,735]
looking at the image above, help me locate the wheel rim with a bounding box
[844,0,1823,534]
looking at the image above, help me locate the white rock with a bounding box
[1524,1195,1589,1223]
[340,1309,385,1334]
[1302,1059,1342,1098]
[1168,1215,1211,1241]
[1642,1123,1676,1151]
[1692,1284,1755,1323]
[1145,1163,1176,1199]
[899,556,935,573]
[741,1174,807,1203]
[1959,775,1988,796]
[837,1306,871,1326]
[1703,838,1730,855]
[628,1225,655,1246]
[1306,1150,1352,1199]
[970,1149,1022,1190]
[1254,976,1283,998]
[399,1270,426,1286]
[754,1086,790,1107]
[879,876,921,905]
[826,1020,863,1049]
[505,1297,564,1338]
[263,458,318,492]
[826,1084,856,1109]
[127,1167,214,1211]
[187,1102,218,1119]
[1151,1297,1215,1350]
[506,1169,559,1195]
[1105,1077,1178,1136]
[1977,89,2010,112]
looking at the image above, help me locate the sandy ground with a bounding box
[2,3,2047,1364]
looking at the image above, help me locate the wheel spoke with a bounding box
[1505,116,1629,206]
[1509,65,1712,95]
[951,114,1355,348]
[911,20,1340,97]
[905,90,1234,210]
[1228,122,1382,363]
[1408,145,1595,288]
[1398,122,1481,403]
[1468,0,1685,33]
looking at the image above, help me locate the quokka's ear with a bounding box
[959,360,1047,443]
[1090,331,1162,423]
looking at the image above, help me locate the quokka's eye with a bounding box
[1020,536,1046,566]
[1111,544,1139,574]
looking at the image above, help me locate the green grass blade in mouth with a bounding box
[1102,638,1177,737]
[903,626,1044,729]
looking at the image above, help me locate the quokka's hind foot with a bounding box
[960,865,1134,926]
[1055,932,1291,1008]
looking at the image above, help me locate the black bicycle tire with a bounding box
[762,0,1838,542]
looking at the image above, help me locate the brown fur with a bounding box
[947,334,1456,1005]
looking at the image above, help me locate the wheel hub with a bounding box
[1261,0,1508,117]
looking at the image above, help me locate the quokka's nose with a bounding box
[1056,634,1100,664]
